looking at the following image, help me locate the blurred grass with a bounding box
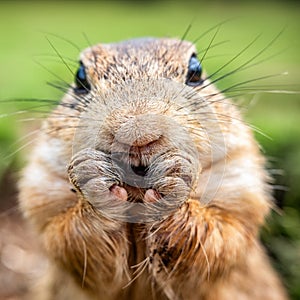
[0,0,299,298]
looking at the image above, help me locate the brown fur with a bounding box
[19,38,288,299]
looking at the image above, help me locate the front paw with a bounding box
[68,148,128,217]
[68,148,121,191]
[143,151,198,219]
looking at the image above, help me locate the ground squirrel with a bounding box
[19,37,288,299]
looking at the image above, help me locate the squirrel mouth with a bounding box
[111,153,151,189]
[130,164,149,177]
[112,152,150,176]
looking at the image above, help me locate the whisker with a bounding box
[46,36,76,78]
[197,40,230,58]
[46,81,71,94]
[33,58,73,90]
[206,34,262,80]
[39,31,82,52]
[192,18,236,45]
[81,240,88,288]
[3,122,91,160]
[5,137,41,160]
[238,47,289,73]
[45,37,92,96]
[220,72,286,94]
[0,109,36,120]
[123,257,149,288]
[200,26,221,64]
[0,98,59,105]
[33,53,78,66]
[200,30,285,91]
[178,94,272,140]
[9,129,41,149]
[180,23,193,42]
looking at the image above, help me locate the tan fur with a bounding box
[19,38,288,299]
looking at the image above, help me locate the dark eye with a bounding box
[74,62,91,93]
[185,54,203,87]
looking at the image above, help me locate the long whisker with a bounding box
[206,34,262,80]
[123,257,150,288]
[192,18,236,45]
[45,37,94,96]
[3,123,90,160]
[33,53,78,66]
[220,72,286,94]
[46,36,76,78]
[200,26,220,64]
[33,58,73,89]
[200,30,285,90]
[39,31,82,52]
[81,240,88,288]
[180,23,193,42]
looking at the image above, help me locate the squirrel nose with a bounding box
[113,114,163,148]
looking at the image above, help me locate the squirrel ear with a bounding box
[185,54,203,87]
[74,61,91,94]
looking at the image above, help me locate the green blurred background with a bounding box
[0,0,299,298]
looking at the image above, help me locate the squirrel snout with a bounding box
[112,114,164,148]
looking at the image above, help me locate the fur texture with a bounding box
[19,38,288,299]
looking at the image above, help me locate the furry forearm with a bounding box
[147,199,255,298]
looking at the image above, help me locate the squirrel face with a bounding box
[47,38,236,220]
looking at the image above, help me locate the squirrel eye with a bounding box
[74,62,91,93]
[185,54,203,86]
